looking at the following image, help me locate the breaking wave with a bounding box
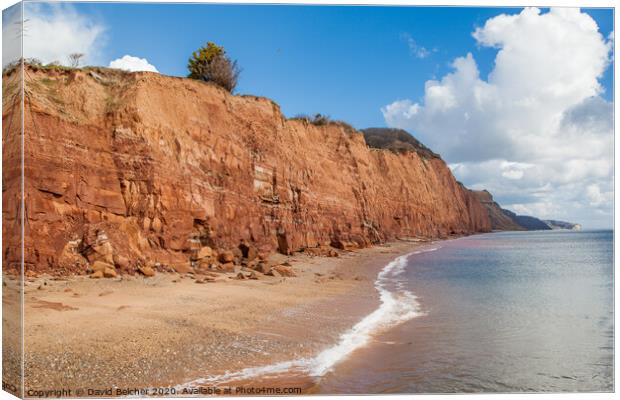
[179,247,437,387]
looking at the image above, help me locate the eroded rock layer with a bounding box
[6,66,492,274]
[471,190,525,231]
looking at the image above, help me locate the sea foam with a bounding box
[179,247,436,387]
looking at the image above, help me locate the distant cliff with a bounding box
[471,190,579,231]
[544,220,582,230]
[3,66,493,275]
[361,128,440,159]
[360,130,578,232]
[503,211,552,231]
[470,190,525,231]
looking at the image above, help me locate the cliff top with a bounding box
[10,63,442,162]
[361,128,440,159]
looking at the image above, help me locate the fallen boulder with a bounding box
[138,266,155,277]
[58,239,88,269]
[254,262,272,275]
[232,247,243,263]
[305,246,341,257]
[330,239,358,251]
[271,264,296,277]
[90,270,104,279]
[172,262,193,274]
[103,267,117,278]
[192,246,213,261]
[113,255,130,270]
[218,250,235,263]
[81,227,115,264]
[266,268,282,278]
[91,260,114,273]
[214,262,235,273]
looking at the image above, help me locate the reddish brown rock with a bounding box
[25,270,38,278]
[238,241,258,261]
[58,239,88,269]
[194,246,213,261]
[138,266,155,277]
[79,227,117,265]
[217,262,236,273]
[5,66,492,276]
[90,270,104,279]
[304,246,339,257]
[331,240,358,251]
[266,268,282,278]
[103,267,117,278]
[91,261,114,273]
[218,251,235,264]
[171,262,193,274]
[471,190,526,231]
[113,255,130,270]
[271,265,296,277]
[254,262,272,275]
[195,260,213,272]
[151,217,162,233]
[231,248,243,263]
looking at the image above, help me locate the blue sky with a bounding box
[37,3,614,128]
[6,3,615,228]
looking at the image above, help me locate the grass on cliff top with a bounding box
[3,60,135,78]
[3,59,75,76]
[289,113,357,134]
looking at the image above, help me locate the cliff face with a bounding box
[2,69,22,273]
[505,212,552,231]
[5,66,491,274]
[471,190,525,231]
[471,190,577,231]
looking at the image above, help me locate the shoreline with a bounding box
[12,239,429,392]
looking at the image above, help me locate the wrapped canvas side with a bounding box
[2,2,25,398]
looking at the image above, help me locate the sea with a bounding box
[183,230,614,394]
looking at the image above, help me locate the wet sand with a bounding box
[7,241,422,394]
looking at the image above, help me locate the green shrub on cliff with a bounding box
[292,113,331,126]
[187,42,240,92]
[291,113,357,133]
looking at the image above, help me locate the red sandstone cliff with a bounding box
[3,66,491,275]
[471,190,526,231]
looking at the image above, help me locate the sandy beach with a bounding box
[7,240,423,393]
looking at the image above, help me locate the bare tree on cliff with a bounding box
[187,42,240,92]
[68,53,84,68]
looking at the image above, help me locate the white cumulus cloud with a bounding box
[401,33,432,59]
[19,3,106,66]
[382,8,613,228]
[109,55,158,73]
[586,184,611,207]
